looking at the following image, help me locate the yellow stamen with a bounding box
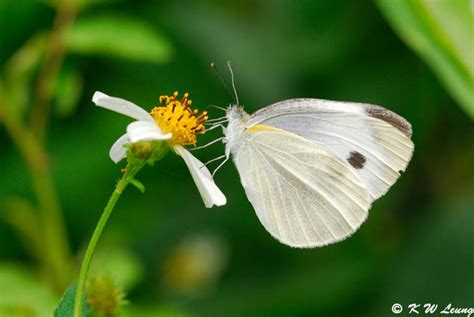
[151,92,206,146]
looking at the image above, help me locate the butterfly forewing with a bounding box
[246,99,414,201]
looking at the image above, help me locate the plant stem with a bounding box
[31,162,71,287]
[0,0,77,289]
[73,166,142,317]
[0,85,71,288]
[30,0,76,139]
[29,0,78,281]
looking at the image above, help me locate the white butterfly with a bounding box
[217,98,414,248]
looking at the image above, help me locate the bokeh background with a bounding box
[0,1,473,316]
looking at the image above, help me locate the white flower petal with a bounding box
[109,133,130,163]
[175,146,227,208]
[126,121,172,143]
[92,91,154,122]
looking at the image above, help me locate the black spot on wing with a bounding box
[347,151,366,169]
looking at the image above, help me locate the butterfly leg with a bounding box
[203,154,227,167]
[211,155,230,177]
[190,137,224,151]
[205,124,226,132]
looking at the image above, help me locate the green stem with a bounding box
[30,0,76,139]
[31,162,71,288]
[0,84,71,288]
[73,165,142,317]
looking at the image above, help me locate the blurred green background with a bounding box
[0,1,473,316]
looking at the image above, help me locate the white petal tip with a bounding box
[161,133,173,140]
[176,146,227,209]
[92,91,108,104]
[206,196,227,208]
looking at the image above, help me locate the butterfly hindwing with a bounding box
[234,125,371,247]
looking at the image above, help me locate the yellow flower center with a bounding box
[150,92,208,146]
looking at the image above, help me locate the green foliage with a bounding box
[54,284,90,317]
[54,67,83,118]
[41,0,124,11]
[1,1,473,317]
[90,246,144,291]
[67,15,172,63]
[3,33,47,114]
[376,0,474,118]
[370,185,474,316]
[121,306,192,317]
[129,178,145,193]
[1,198,42,262]
[0,264,56,317]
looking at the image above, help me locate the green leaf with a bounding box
[0,264,56,317]
[129,178,145,193]
[67,15,172,63]
[40,0,124,12]
[121,306,193,317]
[1,197,42,261]
[376,0,474,118]
[4,33,47,114]
[54,67,83,118]
[54,283,90,317]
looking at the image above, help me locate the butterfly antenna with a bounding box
[227,61,240,105]
[211,62,234,102]
[208,104,228,112]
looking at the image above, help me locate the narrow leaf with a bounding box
[67,15,172,63]
[129,178,145,193]
[4,33,47,114]
[54,67,83,117]
[376,0,474,118]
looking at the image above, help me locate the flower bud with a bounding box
[86,276,125,315]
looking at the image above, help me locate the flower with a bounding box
[92,91,226,208]
[162,234,228,294]
[86,276,125,315]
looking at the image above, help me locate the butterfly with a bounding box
[210,64,414,248]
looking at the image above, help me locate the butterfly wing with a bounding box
[246,99,414,201]
[234,125,371,247]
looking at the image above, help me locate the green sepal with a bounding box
[129,178,145,193]
[124,140,169,168]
